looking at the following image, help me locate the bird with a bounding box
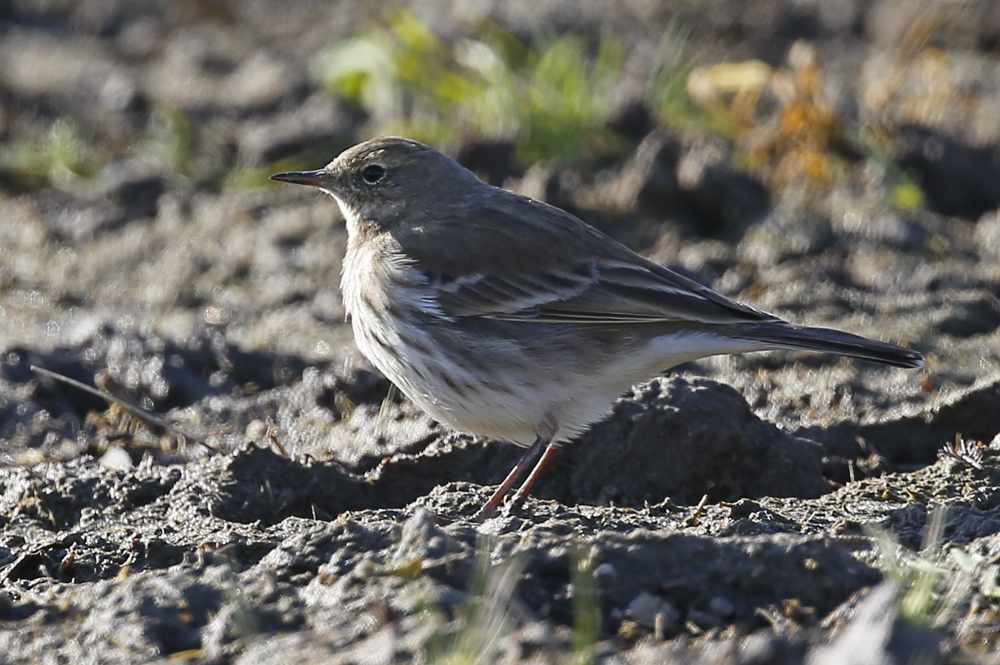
[271,137,924,519]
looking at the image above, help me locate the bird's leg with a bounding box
[504,440,562,516]
[473,434,548,521]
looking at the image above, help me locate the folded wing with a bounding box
[394,196,780,327]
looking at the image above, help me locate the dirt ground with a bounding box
[2,1,1000,663]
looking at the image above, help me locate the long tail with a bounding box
[736,324,924,368]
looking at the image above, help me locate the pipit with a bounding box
[272,137,923,519]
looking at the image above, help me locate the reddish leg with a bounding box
[473,436,548,521]
[504,440,562,516]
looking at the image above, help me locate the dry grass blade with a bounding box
[937,433,983,470]
[30,365,219,453]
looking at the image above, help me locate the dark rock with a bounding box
[800,378,1000,466]
[555,376,832,506]
[933,294,1000,338]
[456,139,518,187]
[740,207,836,264]
[630,132,771,240]
[88,158,168,221]
[609,99,654,142]
[894,125,1000,221]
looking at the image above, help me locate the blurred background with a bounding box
[2,5,1000,660]
[1,0,999,459]
[3,0,999,206]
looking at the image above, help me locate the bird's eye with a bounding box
[361,164,386,184]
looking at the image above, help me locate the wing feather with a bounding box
[393,194,779,326]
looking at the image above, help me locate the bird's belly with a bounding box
[350,303,757,448]
[352,319,546,445]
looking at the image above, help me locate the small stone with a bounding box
[626,591,680,631]
[100,446,133,472]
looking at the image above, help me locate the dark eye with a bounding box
[361,164,386,184]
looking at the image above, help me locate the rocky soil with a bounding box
[2,0,1000,663]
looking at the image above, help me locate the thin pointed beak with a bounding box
[270,169,332,188]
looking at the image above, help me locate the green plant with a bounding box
[868,506,977,628]
[645,22,705,134]
[427,538,525,665]
[313,10,630,167]
[567,548,601,665]
[859,128,928,212]
[518,29,624,164]
[0,119,100,189]
[150,104,193,176]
